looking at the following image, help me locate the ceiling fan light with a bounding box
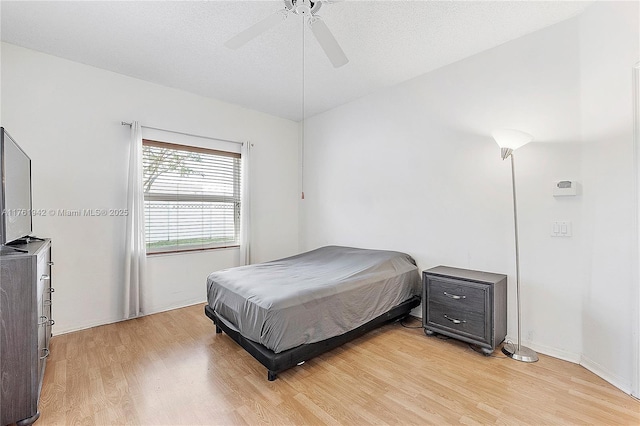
[293,0,315,16]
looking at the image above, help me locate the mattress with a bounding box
[206,245,421,353]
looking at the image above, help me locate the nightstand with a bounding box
[423,266,507,354]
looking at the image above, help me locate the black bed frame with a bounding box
[204,295,420,381]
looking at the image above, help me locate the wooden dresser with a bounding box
[423,266,506,354]
[0,239,53,426]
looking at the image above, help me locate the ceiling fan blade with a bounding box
[308,16,349,68]
[225,10,288,50]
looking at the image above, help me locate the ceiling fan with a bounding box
[225,0,349,68]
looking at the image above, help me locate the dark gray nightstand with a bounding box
[423,266,507,354]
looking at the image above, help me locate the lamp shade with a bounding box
[492,129,534,150]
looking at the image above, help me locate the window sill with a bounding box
[146,245,240,257]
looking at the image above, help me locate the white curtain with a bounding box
[239,141,252,265]
[124,121,146,319]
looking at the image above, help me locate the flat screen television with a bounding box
[0,127,33,246]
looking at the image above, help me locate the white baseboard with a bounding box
[502,335,633,395]
[54,316,128,335]
[504,334,581,364]
[53,298,207,336]
[144,297,207,317]
[580,354,633,395]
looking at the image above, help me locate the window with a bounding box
[142,139,241,254]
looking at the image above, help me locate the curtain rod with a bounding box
[121,121,244,145]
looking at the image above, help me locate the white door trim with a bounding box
[632,62,640,399]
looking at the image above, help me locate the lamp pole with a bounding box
[502,149,538,362]
[510,153,522,353]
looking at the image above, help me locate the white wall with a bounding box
[302,15,586,358]
[1,42,300,333]
[301,1,638,393]
[578,1,639,394]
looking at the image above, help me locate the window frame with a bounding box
[142,139,241,255]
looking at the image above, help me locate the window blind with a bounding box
[142,139,241,254]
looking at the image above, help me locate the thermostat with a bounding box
[553,180,577,196]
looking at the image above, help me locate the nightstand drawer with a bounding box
[428,277,487,314]
[427,301,486,339]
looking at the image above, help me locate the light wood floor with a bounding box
[38,304,639,425]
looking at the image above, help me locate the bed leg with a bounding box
[215,324,222,334]
[267,370,277,381]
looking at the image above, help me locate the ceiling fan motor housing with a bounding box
[286,0,322,16]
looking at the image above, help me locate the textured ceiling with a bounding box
[1,0,591,121]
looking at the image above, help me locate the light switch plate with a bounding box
[551,221,572,237]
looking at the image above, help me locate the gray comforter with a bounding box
[206,245,421,353]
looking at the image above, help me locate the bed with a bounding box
[204,245,421,380]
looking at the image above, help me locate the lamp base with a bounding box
[502,342,539,362]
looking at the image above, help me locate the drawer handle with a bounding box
[49,319,55,326]
[444,291,465,300]
[39,315,49,326]
[40,348,50,360]
[40,274,51,281]
[48,261,54,266]
[48,288,55,293]
[444,314,466,325]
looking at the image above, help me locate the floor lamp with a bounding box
[492,128,539,363]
